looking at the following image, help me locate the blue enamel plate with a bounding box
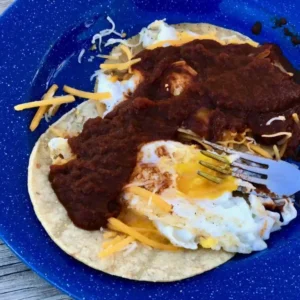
[1,0,300,299]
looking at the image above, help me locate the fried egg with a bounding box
[123,141,297,253]
[48,138,74,164]
[96,71,141,117]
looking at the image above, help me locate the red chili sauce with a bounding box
[49,40,300,230]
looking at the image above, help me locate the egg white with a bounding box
[124,141,297,253]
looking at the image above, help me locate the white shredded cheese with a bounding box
[91,16,123,51]
[262,132,292,139]
[266,116,286,126]
[78,49,85,64]
[123,241,138,256]
[105,37,142,48]
[88,56,95,62]
[245,136,257,145]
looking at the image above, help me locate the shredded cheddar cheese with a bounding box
[247,144,273,159]
[100,58,141,71]
[132,227,161,234]
[119,45,132,61]
[95,101,106,117]
[103,231,117,239]
[245,141,255,153]
[108,218,178,251]
[99,236,135,258]
[280,142,288,158]
[29,84,58,131]
[125,186,172,213]
[14,95,75,111]
[102,235,124,248]
[273,145,280,160]
[63,85,111,100]
[292,113,300,125]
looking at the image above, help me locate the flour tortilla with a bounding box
[28,23,257,282]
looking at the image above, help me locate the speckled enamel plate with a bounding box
[1,0,300,299]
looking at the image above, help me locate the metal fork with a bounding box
[198,140,300,197]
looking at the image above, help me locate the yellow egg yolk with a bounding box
[175,152,238,199]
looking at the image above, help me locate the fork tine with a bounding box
[200,150,230,164]
[231,161,269,175]
[202,140,270,166]
[197,170,223,184]
[232,171,267,185]
[199,160,231,174]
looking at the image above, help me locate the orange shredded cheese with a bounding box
[292,113,300,125]
[108,218,178,251]
[103,231,117,239]
[29,84,59,131]
[99,236,135,258]
[95,101,106,117]
[102,235,124,248]
[119,45,132,61]
[273,145,280,160]
[100,58,141,71]
[245,141,254,153]
[125,186,172,213]
[63,85,111,100]
[14,95,75,111]
[131,227,161,234]
[280,142,288,158]
[247,144,273,159]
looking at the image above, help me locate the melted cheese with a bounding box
[147,30,258,50]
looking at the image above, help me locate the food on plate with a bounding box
[17,19,299,281]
